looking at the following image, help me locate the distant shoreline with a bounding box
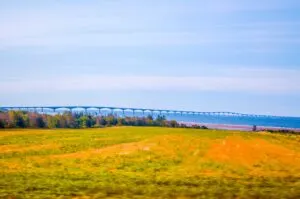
[179,121,300,132]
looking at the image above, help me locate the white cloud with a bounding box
[202,0,300,13]
[0,1,299,49]
[1,30,299,50]
[1,68,299,94]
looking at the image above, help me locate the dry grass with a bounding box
[50,135,207,160]
[0,129,52,137]
[50,141,151,159]
[0,160,22,171]
[0,144,60,153]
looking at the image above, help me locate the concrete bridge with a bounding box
[0,106,293,119]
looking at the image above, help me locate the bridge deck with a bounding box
[1,106,297,119]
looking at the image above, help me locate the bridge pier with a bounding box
[0,106,288,121]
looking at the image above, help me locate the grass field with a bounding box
[1,127,300,199]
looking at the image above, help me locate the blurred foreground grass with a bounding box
[1,127,300,198]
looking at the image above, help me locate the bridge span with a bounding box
[0,106,293,119]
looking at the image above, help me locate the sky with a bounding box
[1,0,300,116]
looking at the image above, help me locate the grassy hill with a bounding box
[1,127,300,198]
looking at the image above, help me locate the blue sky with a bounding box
[1,0,300,116]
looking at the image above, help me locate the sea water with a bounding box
[167,114,300,129]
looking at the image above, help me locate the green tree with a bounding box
[117,118,126,126]
[57,115,68,128]
[8,111,26,128]
[79,116,88,128]
[0,110,206,130]
[0,119,5,128]
[106,115,118,126]
[252,125,257,132]
[0,113,7,128]
[64,113,78,128]
[86,115,95,128]
[147,115,153,120]
[170,120,179,128]
[46,116,59,128]
[36,116,46,128]
[134,118,146,126]
[99,117,107,126]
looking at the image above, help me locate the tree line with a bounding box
[260,128,300,135]
[0,110,208,129]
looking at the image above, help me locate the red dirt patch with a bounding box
[206,136,300,167]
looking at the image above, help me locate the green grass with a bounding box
[1,127,300,199]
